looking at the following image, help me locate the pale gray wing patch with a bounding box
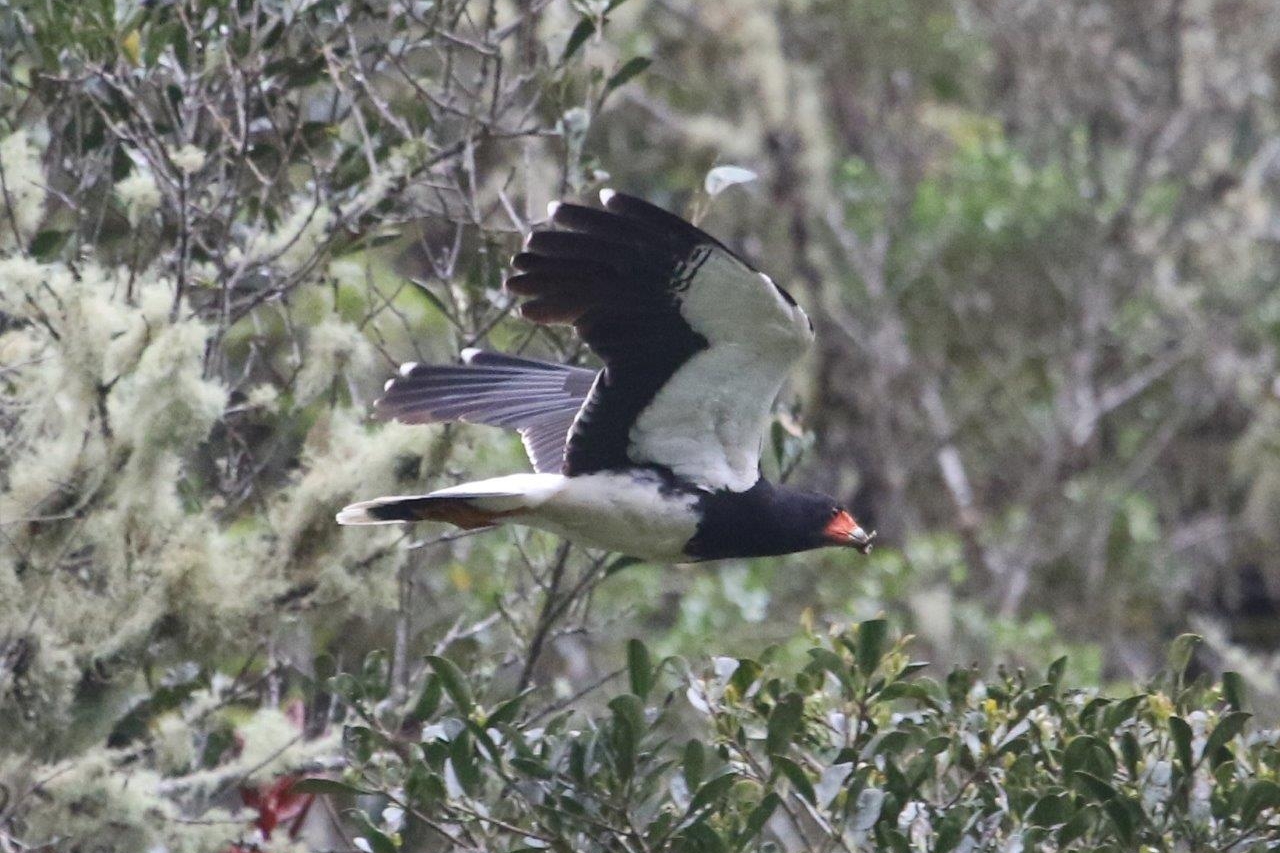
[377,353,598,474]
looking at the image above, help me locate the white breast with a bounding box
[525,471,701,562]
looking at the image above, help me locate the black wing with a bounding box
[506,191,814,491]
[376,349,597,474]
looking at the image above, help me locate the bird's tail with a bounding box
[335,494,514,528]
[336,473,562,528]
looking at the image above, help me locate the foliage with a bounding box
[0,0,633,846]
[306,625,1280,851]
[3,0,1280,849]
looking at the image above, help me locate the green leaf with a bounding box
[866,730,912,758]
[678,822,726,853]
[609,693,645,738]
[742,792,781,841]
[604,57,652,97]
[857,619,889,677]
[1046,656,1067,691]
[464,718,502,762]
[1201,711,1250,766]
[1072,770,1118,803]
[627,639,653,699]
[449,729,481,794]
[770,419,789,472]
[290,777,371,796]
[1166,633,1201,685]
[688,771,737,814]
[406,764,445,807]
[773,754,816,804]
[1102,797,1139,846]
[1056,805,1094,847]
[1028,792,1073,827]
[895,661,931,680]
[728,658,763,696]
[1062,735,1115,779]
[328,672,361,702]
[561,16,596,63]
[604,555,644,576]
[568,740,587,783]
[1242,779,1280,825]
[808,648,853,695]
[425,655,472,714]
[766,692,804,756]
[360,650,389,696]
[609,693,645,781]
[1221,671,1246,711]
[683,738,706,791]
[510,756,554,779]
[485,693,526,728]
[1119,731,1140,778]
[29,229,69,260]
[924,736,952,756]
[933,810,965,852]
[1169,716,1194,772]
[1103,694,1145,728]
[410,674,441,722]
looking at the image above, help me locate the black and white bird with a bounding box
[337,191,874,562]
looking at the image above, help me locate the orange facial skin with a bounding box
[824,509,876,554]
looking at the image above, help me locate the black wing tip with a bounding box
[505,189,707,317]
[532,187,743,270]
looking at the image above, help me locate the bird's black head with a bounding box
[784,488,876,555]
[686,481,876,560]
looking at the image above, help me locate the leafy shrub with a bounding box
[305,626,1280,851]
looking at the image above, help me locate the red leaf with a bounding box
[239,774,316,837]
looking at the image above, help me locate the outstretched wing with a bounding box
[506,191,814,491]
[376,349,597,474]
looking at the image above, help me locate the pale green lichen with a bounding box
[152,712,197,775]
[170,144,207,175]
[21,751,172,851]
[293,316,378,406]
[247,200,334,275]
[115,169,162,224]
[108,318,228,455]
[18,748,259,853]
[247,382,281,411]
[0,128,48,250]
[269,408,431,616]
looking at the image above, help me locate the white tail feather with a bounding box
[336,496,420,525]
[337,475,565,527]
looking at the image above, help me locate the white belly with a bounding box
[525,471,701,562]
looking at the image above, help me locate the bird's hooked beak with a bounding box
[824,510,876,554]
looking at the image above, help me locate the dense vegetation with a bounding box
[1,0,1279,849]
[303,626,1280,852]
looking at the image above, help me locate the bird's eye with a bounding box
[831,506,842,518]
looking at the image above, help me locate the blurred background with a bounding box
[3,0,1280,846]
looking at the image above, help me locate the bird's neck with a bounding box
[685,480,819,560]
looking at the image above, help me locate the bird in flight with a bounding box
[337,190,874,562]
